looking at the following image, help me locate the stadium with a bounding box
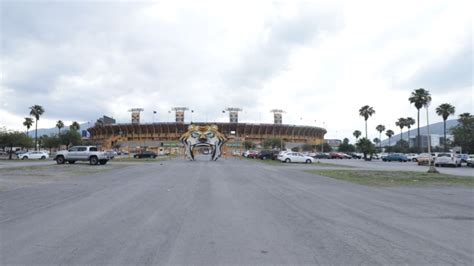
[87,108,326,154]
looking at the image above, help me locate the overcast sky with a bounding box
[1,0,472,141]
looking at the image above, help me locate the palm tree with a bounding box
[375,124,385,149]
[373,137,380,147]
[23,117,34,137]
[353,130,361,142]
[70,121,80,131]
[435,103,455,151]
[409,88,431,152]
[56,120,64,135]
[405,117,415,148]
[386,129,394,147]
[359,105,375,139]
[395,118,406,142]
[29,105,45,151]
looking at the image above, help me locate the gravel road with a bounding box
[1,157,473,265]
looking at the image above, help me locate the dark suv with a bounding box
[257,150,279,160]
[134,151,157,159]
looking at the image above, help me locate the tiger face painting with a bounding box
[179,124,226,161]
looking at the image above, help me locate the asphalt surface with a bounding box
[1,157,473,265]
[314,158,474,176]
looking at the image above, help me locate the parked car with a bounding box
[278,152,314,163]
[243,150,257,158]
[329,152,345,159]
[134,151,157,159]
[417,153,434,165]
[257,150,279,160]
[466,154,474,167]
[434,153,462,167]
[340,153,353,159]
[456,154,469,163]
[347,152,362,159]
[405,153,419,162]
[105,150,117,159]
[19,151,49,160]
[382,153,408,162]
[55,146,111,165]
[313,153,331,159]
[15,150,28,156]
[248,151,259,159]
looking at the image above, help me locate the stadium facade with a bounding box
[87,108,326,153]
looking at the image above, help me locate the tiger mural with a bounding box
[179,124,227,161]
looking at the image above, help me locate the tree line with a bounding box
[351,88,472,157]
[0,105,86,158]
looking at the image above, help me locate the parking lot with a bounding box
[1,157,473,265]
[309,158,473,176]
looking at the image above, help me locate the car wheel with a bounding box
[41,156,46,160]
[22,156,27,160]
[413,158,417,162]
[285,158,291,163]
[68,161,76,164]
[56,156,65,164]
[89,156,99,165]
[306,159,312,164]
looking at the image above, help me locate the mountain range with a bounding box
[379,119,458,146]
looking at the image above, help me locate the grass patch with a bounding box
[2,163,127,177]
[307,170,474,187]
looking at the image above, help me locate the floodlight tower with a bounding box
[225,107,242,123]
[128,108,144,124]
[171,107,189,123]
[270,109,285,124]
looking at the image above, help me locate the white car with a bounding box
[278,152,314,163]
[434,153,462,167]
[19,151,49,160]
[405,153,419,162]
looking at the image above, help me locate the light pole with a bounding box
[321,122,326,153]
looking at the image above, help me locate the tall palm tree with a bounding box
[386,129,394,147]
[359,105,375,139]
[395,118,407,142]
[353,130,361,142]
[409,88,431,152]
[56,120,64,135]
[375,124,385,149]
[435,103,455,151]
[405,117,415,148]
[23,117,34,137]
[29,105,45,151]
[70,121,80,131]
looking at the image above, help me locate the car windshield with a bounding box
[438,153,451,157]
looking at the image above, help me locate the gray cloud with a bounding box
[399,38,472,92]
[1,1,343,124]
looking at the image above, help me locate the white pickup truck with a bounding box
[55,146,111,165]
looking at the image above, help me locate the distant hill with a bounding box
[380,119,458,146]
